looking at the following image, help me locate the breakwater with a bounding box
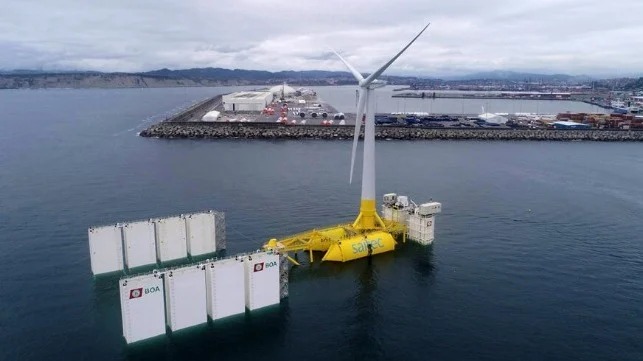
[139,122,643,141]
[393,92,574,101]
[391,92,613,110]
[164,95,222,122]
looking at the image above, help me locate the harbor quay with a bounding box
[140,87,643,141]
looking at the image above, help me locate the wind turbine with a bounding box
[332,23,430,231]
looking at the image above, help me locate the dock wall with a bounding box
[140,122,643,141]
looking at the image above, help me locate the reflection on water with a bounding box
[349,258,381,360]
[123,302,289,361]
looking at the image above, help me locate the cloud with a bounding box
[0,0,641,76]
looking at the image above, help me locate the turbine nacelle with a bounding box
[358,78,386,89]
[367,80,387,89]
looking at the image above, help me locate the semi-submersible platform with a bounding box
[264,193,441,264]
[263,22,441,264]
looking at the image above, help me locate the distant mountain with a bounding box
[447,70,593,83]
[0,68,365,89]
[623,77,643,90]
[141,67,354,81]
[0,69,46,75]
[0,72,230,89]
[0,69,101,75]
[0,67,623,90]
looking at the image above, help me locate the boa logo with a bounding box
[145,286,161,294]
[254,261,277,272]
[254,262,264,272]
[129,288,143,299]
[129,286,161,299]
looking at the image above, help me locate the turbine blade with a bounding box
[363,22,431,85]
[330,48,365,83]
[349,89,367,184]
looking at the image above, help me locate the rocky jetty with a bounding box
[139,122,643,141]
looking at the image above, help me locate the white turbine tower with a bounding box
[332,23,430,230]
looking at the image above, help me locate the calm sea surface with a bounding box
[0,87,641,361]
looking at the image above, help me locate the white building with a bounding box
[222,91,273,112]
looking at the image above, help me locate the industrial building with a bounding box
[222,91,273,112]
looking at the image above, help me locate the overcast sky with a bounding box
[1,0,642,76]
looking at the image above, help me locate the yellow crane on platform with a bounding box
[263,23,431,263]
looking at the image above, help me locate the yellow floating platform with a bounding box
[262,220,406,263]
[321,231,395,262]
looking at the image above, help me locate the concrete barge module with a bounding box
[139,122,643,141]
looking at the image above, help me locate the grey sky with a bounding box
[1,0,642,76]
